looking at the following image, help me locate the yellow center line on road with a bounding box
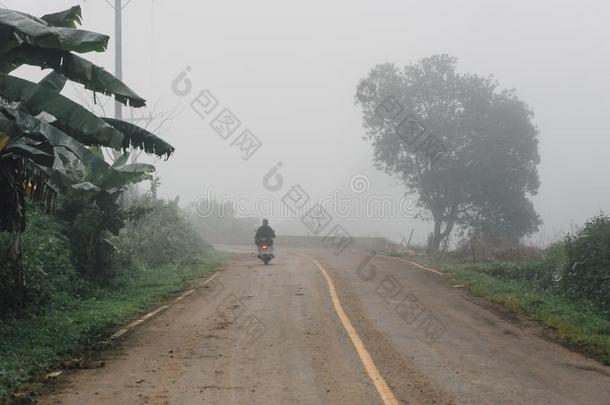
[301,254,400,405]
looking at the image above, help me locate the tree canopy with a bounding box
[355,54,541,249]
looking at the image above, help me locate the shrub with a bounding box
[450,236,544,263]
[564,214,610,311]
[55,193,126,280]
[0,208,80,316]
[114,196,208,268]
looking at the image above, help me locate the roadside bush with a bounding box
[450,236,544,263]
[458,260,557,290]
[446,239,568,294]
[0,208,80,316]
[450,216,610,312]
[186,198,258,244]
[114,195,208,268]
[55,193,127,281]
[564,214,610,312]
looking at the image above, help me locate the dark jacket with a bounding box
[255,224,275,243]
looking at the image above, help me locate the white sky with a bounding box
[6,0,610,245]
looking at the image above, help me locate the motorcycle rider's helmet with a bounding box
[262,218,269,225]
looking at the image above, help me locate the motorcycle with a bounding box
[256,237,274,265]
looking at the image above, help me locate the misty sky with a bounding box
[7,0,610,245]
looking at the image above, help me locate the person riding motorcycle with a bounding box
[255,219,275,245]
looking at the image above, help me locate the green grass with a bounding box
[431,261,610,365]
[0,254,225,403]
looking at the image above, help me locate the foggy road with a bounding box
[40,250,610,405]
[3,2,610,404]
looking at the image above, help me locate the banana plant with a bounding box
[0,6,144,107]
[0,104,115,293]
[0,103,159,280]
[53,151,155,278]
[0,5,175,234]
[0,72,175,156]
[0,5,175,298]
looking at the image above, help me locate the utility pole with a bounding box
[103,0,133,119]
[114,0,123,121]
[95,0,136,120]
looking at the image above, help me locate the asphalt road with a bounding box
[40,248,610,404]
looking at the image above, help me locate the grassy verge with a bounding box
[0,254,225,403]
[427,260,610,365]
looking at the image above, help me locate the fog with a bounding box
[8,0,610,245]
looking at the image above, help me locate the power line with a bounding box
[102,0,133,10]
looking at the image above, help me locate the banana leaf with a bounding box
[0,45,147,107]
[40,140,153,194]
[51,147,71,175]
[114,163,155,173]
[31,68,67,93]
[103,118,175,158]
[102,162,154,189]
[41,6,82,29]
[112,152,131,168]
[1,107,114,186]
[72,181,101,192]
[0,9,108,55]
[40,165,72,195]
[0,73,125,149]
[3,136,54,167]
